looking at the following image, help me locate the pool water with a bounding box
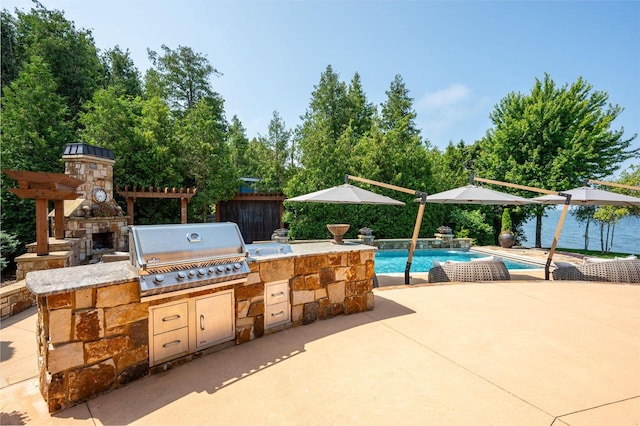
[374,249,540,274]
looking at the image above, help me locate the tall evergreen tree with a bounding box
[346,72,375,137]
[228,115,252,175]
[294,64,351,187]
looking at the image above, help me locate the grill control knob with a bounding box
[188,270,196,278]
[177,271,187,280]
[154,274,164,284]
[197,268,206,276]
[226,265,232,272]
[233,263,242,270]
[216,265,225,274]
[208,267,215,274]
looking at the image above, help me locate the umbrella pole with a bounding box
[545,194,572,280]
[406,195,427,285]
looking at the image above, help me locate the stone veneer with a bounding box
[31,263,147,413]
[15,238,81,281]
[0,280,35,318]
[237,248,375,342]
[27,243,375,413]
[374,237,472,250]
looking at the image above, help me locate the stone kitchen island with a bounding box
[26,241,376,413]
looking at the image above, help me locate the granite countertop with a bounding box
[26,261,138,296]
[26,242,376,296]
[247,241,376,261]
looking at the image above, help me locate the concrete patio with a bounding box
[1,280,639,425]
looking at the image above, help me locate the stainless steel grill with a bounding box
[129,222,250,297]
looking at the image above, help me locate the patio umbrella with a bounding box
[286,184,405,205]
[425,184,539,205]
[533,186,640,206]
[287,177,419,284]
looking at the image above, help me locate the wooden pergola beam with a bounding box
[116,186,198,225]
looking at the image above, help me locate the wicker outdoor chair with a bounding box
[552,259,640,283]
[428,260,511,283]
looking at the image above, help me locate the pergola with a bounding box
[3,170,82,255]
[116,186,198,225]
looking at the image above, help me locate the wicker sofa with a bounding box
[428,260,511,283]
[552,258,640,283]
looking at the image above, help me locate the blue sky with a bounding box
[5,0,640,175]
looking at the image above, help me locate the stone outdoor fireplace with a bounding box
[57,143,129,262]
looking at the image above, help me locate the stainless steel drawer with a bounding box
[265,301,290,328]
[152,302,189,334]
[265,281,289,305]
[153,327,189,362]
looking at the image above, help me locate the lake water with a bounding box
[520,208,640,255]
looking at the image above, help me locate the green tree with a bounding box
[346,72,375,136]
[79,87,145,186]
[476,74,638,247]
[617,165,640,216]
[572,206,597,250]
[101,46,142,97]
[176,98,237,221]
[1,54,73,248]
[147,44,221,112]
[12,3,103,119]
[253,111,292,192]
[292,65,352,189]
[80,90,185,223]
[228,115,252,176]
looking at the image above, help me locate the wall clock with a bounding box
[93,187,107,203]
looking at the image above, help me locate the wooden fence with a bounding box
[216,193,285,243]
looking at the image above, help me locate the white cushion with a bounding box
[472,256,495,262]
[432,260,441,267]
[553,261,574,268]
[583,257,613,264]
[615,255,637,260]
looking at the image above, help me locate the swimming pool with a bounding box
[374,249,540,274]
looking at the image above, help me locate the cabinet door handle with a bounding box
[162,315,180,322]
[271,291,285,298]
[200,314,205,330]
[163,340,181,348]
[271,311,285,317]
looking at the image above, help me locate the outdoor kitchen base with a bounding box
[26,241,375,413]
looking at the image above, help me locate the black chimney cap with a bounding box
[63,143,115,160]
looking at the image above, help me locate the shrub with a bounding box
[1,231,20,271]
[501,208,513,232]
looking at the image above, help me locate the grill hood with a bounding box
[130,222,248,270]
